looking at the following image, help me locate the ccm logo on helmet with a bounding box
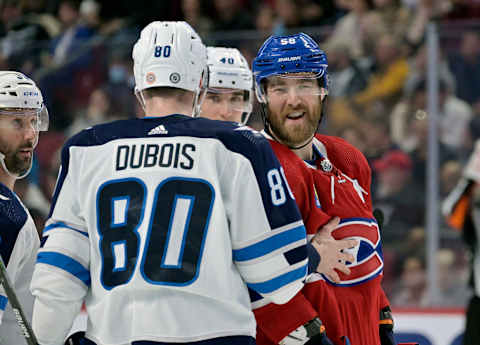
[23,91,39,96]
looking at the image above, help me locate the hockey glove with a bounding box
[379,306,396,345]
[279,318,334,345]
[64,331,85,345]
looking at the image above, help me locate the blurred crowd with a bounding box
[3,0,480,308]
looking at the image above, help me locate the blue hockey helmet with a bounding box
[252,32,328,104]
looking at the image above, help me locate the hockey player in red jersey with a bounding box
[251,33,397,345]
[199,45,357,345]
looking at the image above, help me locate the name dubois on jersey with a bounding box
[115,142,195,171]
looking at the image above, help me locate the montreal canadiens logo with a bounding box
[320,158,333,172]
[170,72,181,84]
[146,72,156,84]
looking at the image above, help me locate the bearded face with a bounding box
[0,114,38,177]
[264,75,324,148]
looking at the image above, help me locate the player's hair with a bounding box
[142,87,191,102]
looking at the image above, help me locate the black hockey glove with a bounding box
[379,306,396,345]
[64,331,85,345]
[279,318,334,345]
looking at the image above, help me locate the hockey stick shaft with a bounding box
[0,256,39,345]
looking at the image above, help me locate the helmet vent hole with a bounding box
[9,92,17,96]
[218,80,223,84]
[232,81,236,85]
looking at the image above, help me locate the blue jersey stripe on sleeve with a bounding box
[0,295,7,311]
[37,252,91,286]
[43,222,88,238]
[233,225,306,262]
[246,264,307,294]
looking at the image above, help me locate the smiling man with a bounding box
[252,33,397,345]
[0,71,47,344]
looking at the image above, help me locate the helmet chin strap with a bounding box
[0,151,32,180]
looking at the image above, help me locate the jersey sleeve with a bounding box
[250,141,331,344]
[30,139,90,345]
[223,130,308,305]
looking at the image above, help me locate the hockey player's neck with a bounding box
[0,169,15,190]
[145,97,194,117]
[292,145,313,161]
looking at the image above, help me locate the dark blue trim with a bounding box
[0,182,28,266]
[339,217,377,225]
[247,264,307,294]
[233,225,306,262]
[306,242,320,274]
[37,251,91,286]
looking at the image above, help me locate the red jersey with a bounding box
[254,135,390,345]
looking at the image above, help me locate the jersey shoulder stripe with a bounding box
[0,183,28,266]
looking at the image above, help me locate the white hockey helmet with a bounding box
[132,21,208,116]
[0,71,49,131]
[206,47,253,124]
[0,71,49,179]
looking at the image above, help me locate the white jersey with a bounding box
[31,115,308,345]
[0,183,39,345]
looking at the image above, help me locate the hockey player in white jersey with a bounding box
[30,21,309,345]
[0,71,47,344]
[201,47,253,124]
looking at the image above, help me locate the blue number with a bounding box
[163,45,171,57]
[96,177,214,289]
[220,57,234,64]
[154,45,172,58]
[97,178,145,289]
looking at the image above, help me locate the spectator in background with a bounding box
[255,3,275,35]
[403,43,456,98]
[211,0,254,32]
[181,0,212,37]
[49,0,95,66]
[271,0,301,35]
[373,0,410,40]
[404,0,452,54]
[373,149,425,241]
[0,0,60,72]
[103,48,136,118]
[433,248,469,307]
[448,31,480,105]
[66,87,119,137]
[440,160,462,199]
[326,0,383,59]
[391,256,428,307]
[353,33,409,111]
[391,89,456,189]
[326,42,368,98]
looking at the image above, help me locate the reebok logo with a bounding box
[0,193,10,201]
[148,125,168,135]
